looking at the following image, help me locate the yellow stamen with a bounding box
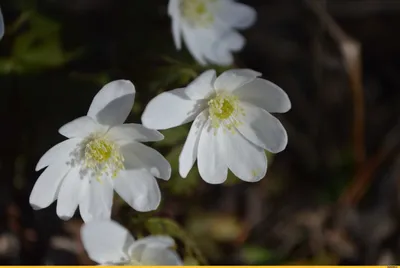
[208,92,244,133]
[83,134,124,181]
[180,0,216,27]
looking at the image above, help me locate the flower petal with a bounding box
[114,169,161,212]
[29,159,70,210]
[185,70,216,100]
[0,6,4,40]
[121,143,171,180]
[36,138,81,171]
[217,1,256,29]
[87,80,135,126]
[214,69,261,92]
[79,177,113,223]
[179,110,207,178]
[81,220,134,264]
[108,124,164,143]
[237,102,288,153]
[197,121,228,184]
[140,247,183,265]
[235,78,291,113]
[205,31,245,66]
[131,236,175,250]
[56,167,84,220]
[222,131,267,182]
[128,235,178,263]
[59,116,103,139]
[168,0,182,49]
[141,87,203,130]
[181,25,208,65]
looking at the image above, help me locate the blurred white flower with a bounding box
[168,0,256,66]
[0,6,4,40]
[30,80,171,222]
[81,220,182,266]
[142,69,290,184]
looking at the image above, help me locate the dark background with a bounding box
[0,0,400,265]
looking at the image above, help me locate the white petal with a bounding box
[36,138,81,171]
[108,124,164,143]
[140,247,183,265]
[168,0,179,16]
[81,220,134,264]
[79,177,113,223]
[56,168,84,220]
[59,116,104,139]
[131,236,175,250]
[29,159,70,210]
[114,169,161,212]
[128,236,177,263]
[179,110,207,178]
[0,6,4,40]
[168,0,182,49]
[197,121,228,184]
[237,102,288,153]
[181,25,208,65]
[235,78,291,113]
[217,1,256,29]
[141,87,203,130]
[205,31,245,66]
[121,143,171,180]
[222,131,267,182]
[214,69,261,91]
[87,80,135,126]
[185,70,216,100]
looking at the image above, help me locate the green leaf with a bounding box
[241,245,277,265]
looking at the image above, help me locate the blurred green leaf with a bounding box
[241,245,275,265]
[0,12,81,74]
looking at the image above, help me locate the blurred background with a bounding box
[0,0,400,265]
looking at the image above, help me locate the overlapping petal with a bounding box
[108,123,164,143]
[185,70,216,100]
[79,177,113,223]
[87,80,135,126]
[179,110,208,178]
[236,102,288,153]
[235,78,291,113]
[29,158,70,210]
[214,69,261,91]
[141,87,203,130]
[222,131,267,182]
[114,169,161,212]
[59,116,103,139]
[81,220,133,264]
[197,121,228,184]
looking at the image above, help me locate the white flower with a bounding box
[168,0,256,66]
[81,220,183,266]
[142,69,290,184]
[29,80,171,222]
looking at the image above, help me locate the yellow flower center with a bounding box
[208,92,244,132]
[180,0,216,27]
[83,135,124,181]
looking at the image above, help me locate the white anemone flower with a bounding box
[142,69,290,184]
[168,0,256,66]
[29,80,171,222]
[81,220,183,266]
